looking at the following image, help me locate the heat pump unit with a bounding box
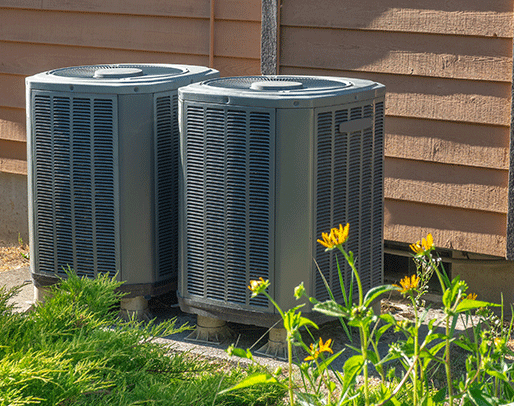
[26,63,219,297]
[178,75,385,326]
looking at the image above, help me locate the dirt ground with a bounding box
[0,243,29,273]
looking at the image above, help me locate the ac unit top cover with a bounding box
[26,63,219,94]
[178,75,385,108]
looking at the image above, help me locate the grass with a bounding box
[0,271,286,405]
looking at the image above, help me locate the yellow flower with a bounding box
[317,223,350,251]
[410,233,434,255]
[394,274,420,294]
[304,337,334,361]
[248,277,269,297]
[467,293,477,301]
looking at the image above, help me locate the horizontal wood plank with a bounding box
[280,26,513,82]
[0,0,210,17]
[0,9,210,55]
[281,0,513,38]
[214,20,261,59]
[0,9,260,59]
[214,57,260,77]
[280,67,512,125]
[384,199,507,257]
[0,107,25,142]
[0,41,210,75]
[0,74,24,110]
[384,157,508,213]
[0,0,261,21]
[215,0,261,21]
[0,139,26,161]
[0,158,26,175]
[385,117,509,170]
[0,41,260,78]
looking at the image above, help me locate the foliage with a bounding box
[0,270,285,405]
[223,226,514,406]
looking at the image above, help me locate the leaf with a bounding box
[342,355,364,388]
[363,284,398,308]
[379,313,396,325]
[442,288,452,309]
[455,299,500,313]
[298,317,319,330]
[296,392,323,406]
[218,373,286,395]
[376,322,393,341]
[467,386,498,406]
[432,387,447,403]
[421,341,446,369]
[226,346,254,361]
[453,340,473,353]
[316,349,345,376]
[313,300,350,318]
[485,368,509,382]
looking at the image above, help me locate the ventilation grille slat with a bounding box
[315,102,384,301]
[32,93,118,278]
[155,94,179,279]
[184,105,273,309]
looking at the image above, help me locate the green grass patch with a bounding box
[0,273,286,405]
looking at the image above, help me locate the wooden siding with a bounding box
[0,0,261,174]
[280,0,513,257]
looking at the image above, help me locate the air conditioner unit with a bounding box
[26,63,219,298]
[178,75,385,327]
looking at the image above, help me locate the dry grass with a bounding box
[0,243,29,273]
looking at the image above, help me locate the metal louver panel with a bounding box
[183,103,274,309]
[32,92,118,278]
[314,101,384,301]
[154,94,179,279]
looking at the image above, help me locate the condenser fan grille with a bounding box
[183,104,274,309]
[314,101,384,301]
[32,93,118,277]
[204,76,351,91]
[49,64,186,78]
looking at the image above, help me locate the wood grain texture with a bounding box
[280,26,512,82]
[280,67,512,126]
[281,0,513,38]
[0,74,24,110]
[0,41,260,78]
[0,41,210,75]
[261,0,280,75]
[384,199,507,257]
[0,0,261,21]
[385,117,509,170]
[0,9,261,59]
[0,9,210,55]
[0,107,25,142]
[0,139,26,161]
[384,157,508,213]
[213,20,261,59]
[213,57,260,77]
[0,158,26,175]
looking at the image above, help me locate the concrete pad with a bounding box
[0,265,34,312]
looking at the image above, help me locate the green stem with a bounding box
[360,326,369,405]
[412,295,419,405]
[339,247,363,306]
[288,335,294,406]
[445,318,453,406]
